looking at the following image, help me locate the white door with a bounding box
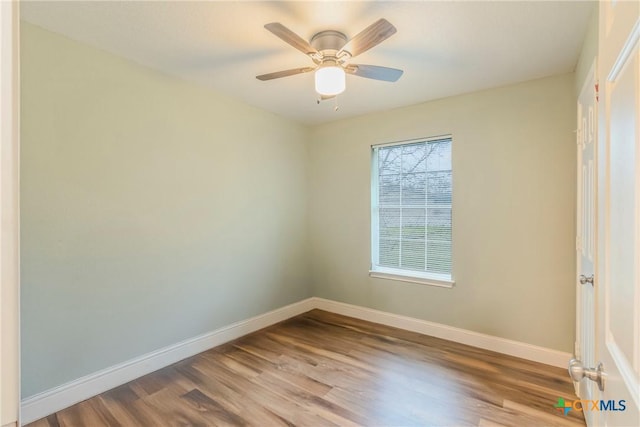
[576,60,597,426]
[596,0,639,425]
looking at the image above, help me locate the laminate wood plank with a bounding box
[215,353,262,379]
[230,341,282,365]
[27,309,585,427]
[85,397,122,427]
[175,362,293,427]
[322,386,427,426]
[173,363,245,412]
[180,389,247,426]
[251,371,363,427]
[478,418,509,427]
[100,384,139,405]
[265,331,378,375]
[95,395,146,426]
[130,365,193,397]
[193,353,338,426]
[55,400,110,427]
[227,349,334,397]
[144,387,212,427]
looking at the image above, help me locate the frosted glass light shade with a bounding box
[315,66,346,96]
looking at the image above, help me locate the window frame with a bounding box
[370,136,455,288]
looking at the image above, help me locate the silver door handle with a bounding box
[568,358,605,391]
[579,274,594,285]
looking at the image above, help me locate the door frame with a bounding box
[0,0,20,426]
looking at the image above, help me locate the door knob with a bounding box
[568,358,605,391]
[579,274,594,285]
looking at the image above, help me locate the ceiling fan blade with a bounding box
[256,67,315,81]
[346,64,403,82]
[264,23,318,56]
[338,19,397,58]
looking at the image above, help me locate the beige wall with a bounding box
[309,73,577,352]
[20,23,310,397]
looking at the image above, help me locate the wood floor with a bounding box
[28,310,585,427]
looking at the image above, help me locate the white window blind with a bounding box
[371,137,452,283]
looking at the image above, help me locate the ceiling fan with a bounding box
[256,19,403,100]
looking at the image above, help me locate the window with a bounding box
[371,137,453,287]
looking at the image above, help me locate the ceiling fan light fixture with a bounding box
[258,20,402,100]
[315,65,345,96]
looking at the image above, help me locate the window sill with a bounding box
[369,268,455,288]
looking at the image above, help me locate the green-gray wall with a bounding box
[21,23,310,397]
[309,74,577,353]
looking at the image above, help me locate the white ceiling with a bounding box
[21,1,595,125]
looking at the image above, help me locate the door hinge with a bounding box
[595,81,599,103]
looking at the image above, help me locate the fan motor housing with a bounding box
[310,30,348,54]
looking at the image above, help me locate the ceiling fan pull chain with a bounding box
[334,96,339,112]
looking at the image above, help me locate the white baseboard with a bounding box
[20,298,316,425]
[21,296,572,424]
[312,297,572,369]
